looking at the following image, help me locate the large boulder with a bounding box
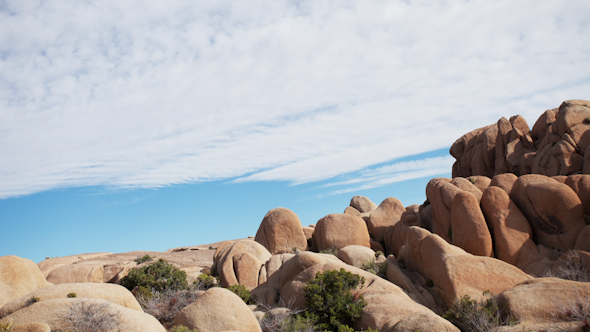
[366,197,405,243]
[174,287,262,332]
[37,252,112,278]
[213,240,271,289]
[254,208,307,255]
[10,323,51,332]
[311,214,370,252]
[399,227,532,308]
[0,283,142,318]
[497,277,590,324]
[279,261,459,332]
[450,191,493,257]
[2,298,165,332]
[510,175,586,251]
[481,187,533,266]
[0,256,52,308]
[45,263,105,284]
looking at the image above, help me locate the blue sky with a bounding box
[1,1,589,263]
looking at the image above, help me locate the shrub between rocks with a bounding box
[443,291,516,332]
[302,268,367,332]
[227,284,256,305]
[121,259,188,292]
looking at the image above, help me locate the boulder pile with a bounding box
[1,100,590,332]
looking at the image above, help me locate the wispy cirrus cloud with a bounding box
[1,0,589,198]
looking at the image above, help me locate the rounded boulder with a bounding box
[255,208,307,255]
[0,256,52,308]
[311,214,370,252]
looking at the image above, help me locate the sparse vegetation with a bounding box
[31,296,40,303]
[375,250,384,258]
[542,250,590,282]
[0,319,13,332]
[137,287,201,324]
[171,326,199,332]
[135,254,154,264]
[59,300,121,332]
[227,284,256,305]
[319,248,339,256]
[544,288,590,332]
[259,308,317,332]
[67,292,77,298]
[121,258,188,292]
[361,261,387,279]
[443,291,516,332]
[194,274,217,290]
[302,268,367,332]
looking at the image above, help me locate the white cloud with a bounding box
[1,0,589,198]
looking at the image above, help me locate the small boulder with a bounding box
[450,191,494,257]
[254,208,307,255]
[337,245,376,268]
[350,196,378,214]
[213,240,271,289]
[174,287,262,332]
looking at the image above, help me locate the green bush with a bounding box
[121,259,188,292]
[303,268,367,332]
[443,291,515,332]
[135,254,154,264]
[171,326,199,332]
[67,292,77,298]
[194,274,217,290]
[227,284,255,304]
[319,248,339,256]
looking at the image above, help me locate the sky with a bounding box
[1,0,589,263]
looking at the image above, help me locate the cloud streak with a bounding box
[1,1,589,198]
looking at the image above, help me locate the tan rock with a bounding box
[466,175,492,193]
[565,174,590,217]
[450,191,494,257]
[344,206,361,216]
[574,225,590,252]
[399,227,531,308]
[234,252,263,290]
[0,283,141,318]
[386,205,422,257]
[3,298,165,332]
[37,252,112,278]
[337,245,375,268]
[46,264,104,284]
[0,256,52,308]
[450,177,483,202]
[531,109,557,143]
[255,208,307,255]
[366,197,405,243]
[510,175,587,251]
[213,240,271,288]
[426,178,453,242]
[370,240,384,253]
[497,277,590,324]
[10,323,51,332]
[174,287,261,332]
[279,261,459,332]
[481,187,533,265]
[350,196,378,214]
[490,173,518,195]
[312,214,370,252]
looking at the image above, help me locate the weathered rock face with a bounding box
[212,239,271,289]
[385,204,423,257]
[311,214,370,251]
[510,175,586,251]
[37,252,112,278]
[0,256,52,308]
[10,322,51,332]
[366,197,405,243]
[0,283,141,318]
[46,263,105,284]
[174,287,262,332]
[450,191,494,257]
[279,261,459,332]
[451,100,590,178]
[254,208,307,255]
[2,298,165,332]
[497,277,590,324]
[399,227,532,309]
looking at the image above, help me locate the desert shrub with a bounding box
[374,251,384,258]
[542,250,590,282]
[303,268,367,332]
[0,319,13,332]
[194,274,217,290]
[135,254,154,264]
[546,288,590,331]
[361,261,387,279]
[227,284,256,305]
[67,292,77,298]
[171,326,199,332]
[121,259,187,292]
[59,300,120,332]
[137,287,201,324]
[260,310,317,332]
[319,248,339,256]
[31,296,40,303]
[443,291,515,332]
